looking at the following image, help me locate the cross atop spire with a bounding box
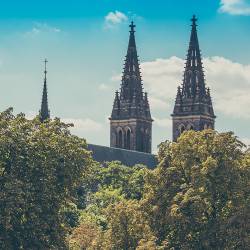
[129,21,136,33]
[44,58,48,76]
[39,59,50,122]
[191,15,197,26]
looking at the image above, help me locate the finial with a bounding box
[191,15,198,26]
[129,21,136,33]
[44,58,48,79]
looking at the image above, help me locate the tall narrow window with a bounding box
[126,129,131,150]
[118,130,123,148]
[139,130,144,152]
[179,125,185,134]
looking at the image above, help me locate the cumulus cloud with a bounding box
[219,0,250,15]
[98,83,110,91]
[62,118,103,133]
[153,117,172,128]
[149,96,169,110]
[139,56,250,119]
[105,11,128,29]
[25,22,61,36]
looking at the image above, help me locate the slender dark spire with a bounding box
[120,21,143,101]
[110,22,153,153]
[111,90,120,119]
[182,15,206,98]
[111,21,150,120]
[39,59,50,122]
[172,16,216,141]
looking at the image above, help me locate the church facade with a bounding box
[38,16,215,167]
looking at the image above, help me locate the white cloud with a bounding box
[219,0,250,15]
[111,74,121,82]
[139,56,250,119]
[105,11,128,29]
[153,117,172,128]
[98,83,109,91]
[141,56,184,102]
[24,112,103,133]
[149,96,169,110]
[203,57,250,118]
[25,22,61,36]
[62,118,103,133]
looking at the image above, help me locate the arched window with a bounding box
[179,124,185,134]
[117,130,123,148]
[126,129,131,150]
[187,124,194,130]
[139,129,144,152]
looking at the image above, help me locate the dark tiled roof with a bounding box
[88,144,157,169]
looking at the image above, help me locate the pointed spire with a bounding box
[120,21,143,101]
[182,15,206,98]
[172,16,216,141]
[39,59,50,122]
[110,22,152,122]
[111,90,120,118]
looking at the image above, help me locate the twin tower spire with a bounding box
[38,16,215,152]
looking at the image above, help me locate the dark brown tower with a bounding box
[39,59,50,122]
[110,22,153,153]
[172,16,215,141]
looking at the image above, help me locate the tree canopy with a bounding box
[0,109,249,250]
[70,130,249,250]
[143,130,250,249]
[0,109,91,249]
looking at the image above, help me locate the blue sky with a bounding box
[0,0,249,151]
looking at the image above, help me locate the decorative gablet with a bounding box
[110,22,153,153]
[39,59,50,122]
[171,16,216,141]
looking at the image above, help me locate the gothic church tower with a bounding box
[110,22,153,153]
[172,16,216,141]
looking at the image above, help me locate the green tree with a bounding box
[0,108,91,249]
[69,220,103,250]
[143,130,250,249]
[82,187,126,229]
[75,161,148,210]
[101,200,155,250]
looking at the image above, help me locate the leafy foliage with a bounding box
[0,110,249,250]
[143,130,250,249]
[0,108,91,249]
